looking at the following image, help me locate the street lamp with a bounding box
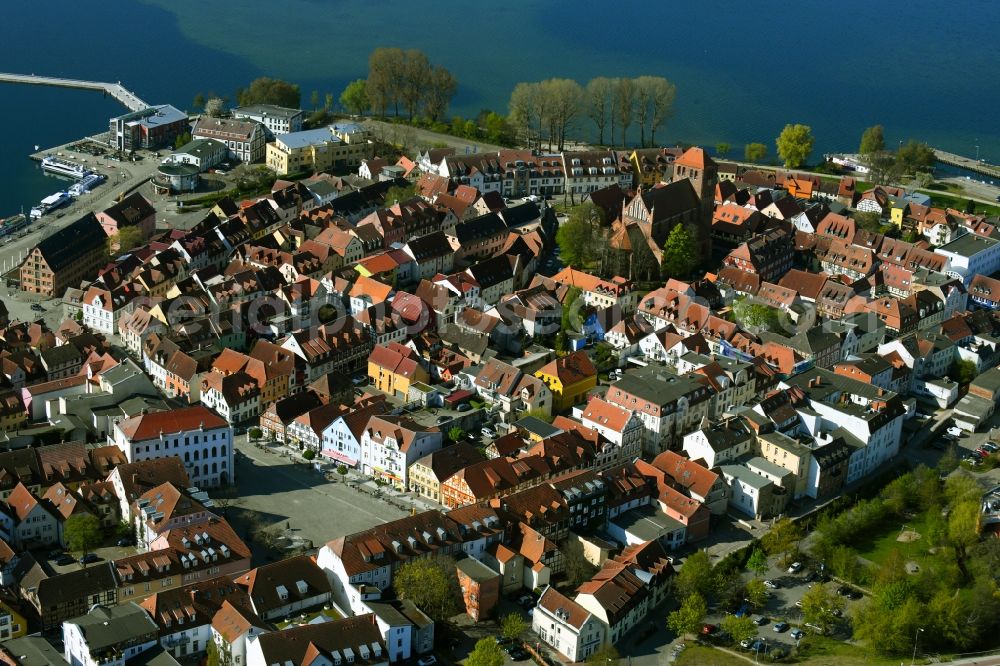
[911,627,923,665]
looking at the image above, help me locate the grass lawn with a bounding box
[851,511,936,569]
[675,645,748,665]
[792,636,901,665]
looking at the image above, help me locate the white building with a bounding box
[110,406,234,488]
[359,417,443,490]
[935,233,1000,285]
[63,604,158,666]
[532,587,606,662]
[576,396,643,470]
[232,104,304,136]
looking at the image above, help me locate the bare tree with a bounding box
[633,77,653,148]
[586,77,614,146]
[547,79,585,151]
[424,65,457,122]
[366,47,404,117]
[509,82,543,149]
[649,77,676,147]
[613,78,635,147]
[399,49,431,120]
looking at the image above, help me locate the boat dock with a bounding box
[933,148,1000,180]
[0,72,147,112]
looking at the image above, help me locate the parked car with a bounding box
[787,561,803,573]
[116,537,133,547]
[752,615,767,626]
[481,427,495,438]
[701,624,718,635]
[436,415,449,424]
[31,303,45,312]
[78,553,100,565]
[739,638,755,649]
[773,622,789,633]
[456,403,471,412]
[848,589,863,600]
[518,594,534,608]
[417,657,437,666]
[795,600,803,608]
[790,628,805,640]
[947,426,964,437]
[983,443,998,452]
[837,585,852,596]
[763,580,780,589]
[54,554,76,566]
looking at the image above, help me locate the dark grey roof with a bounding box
[454,212,507,245]
[499,202,541,227]
[406,231,452,261]
[467,255,514,289]
[35,214,107,272]
[66,603,158,650]
[0,637,69,666]
[100,193,155,229]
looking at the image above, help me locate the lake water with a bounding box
[2,0,999,215]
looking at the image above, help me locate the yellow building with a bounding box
[266,124,371,176]
[890,200,909,228]
[534,350,598,412]
[0,391,26,432]
[629,148,674,187]
[367,342,429,400]
[0,595,28,641]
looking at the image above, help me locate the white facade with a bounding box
[321,415,365,467]
[360,428,443,490]
[233,105,304,136]
[532,593,606,662]
[111,421,234,488]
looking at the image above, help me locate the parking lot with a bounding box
[688,554,867,660]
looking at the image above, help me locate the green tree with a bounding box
[523,408,553,423]
[173,131,192,150]
[744,142,768,163]
[865,150,901,186]
[949,359,978,385]
[562,537,598,587]
[746,547,769,577]
[556,202,603,267]
[237,77,301,108]
[593,343,618,371]
[761,518,803,566]
[448,426,465,442]
[384,183,418,203]
[732,298,780,332]
[859,125,885,154]
[744,577,768,608]
[800,583,844,634]
[667,592,707,637]
[483,112,512,144]
[192,93,206,112]
[107,225,145,256]
[500,612,527,640]
[776,123,815,168]
[676,550,714,600]
[392,556,460,620]
[720,614,757,645]
[303,449,316,461]
[336,464,349,479]
[64,514,103,559]
[716,142,731,158]
[853,211,883,232]
[325,92,334,110]
[206,639,232,666]
[896,140,935,173]
[585,644,620,666]
[662,223,699,278]
[467,638,505,666]
[248,427,263,441]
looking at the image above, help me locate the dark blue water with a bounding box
[2,0,999,215]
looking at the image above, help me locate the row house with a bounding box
[200,371,261,424]
[604,366,713,454]
[549,267,638,314]
[576,396,643,470]
[473,358,552,420]
[359,416,443,489]
[320,399,389,468]
[280,319,372,382]
[721,228,794,283]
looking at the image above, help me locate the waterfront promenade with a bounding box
[0,72,147,112]
[933,147,1000,180]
